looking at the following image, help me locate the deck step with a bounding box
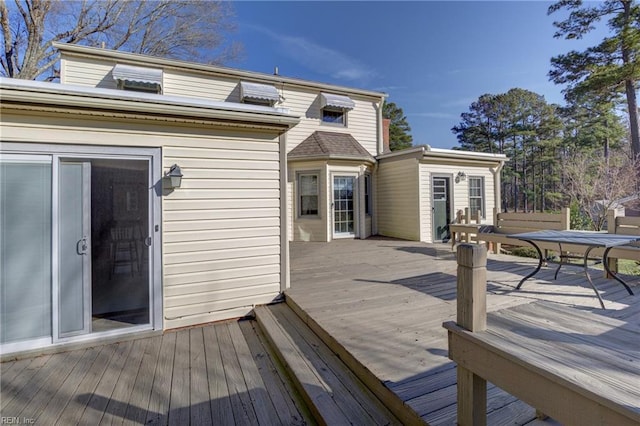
[254,303,400,426]
[284,294,428,425]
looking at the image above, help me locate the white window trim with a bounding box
[297,171,321,219]
[468,176,486,219]
[364,173,372,216]
[321,107,348,127]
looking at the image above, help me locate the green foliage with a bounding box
[569,200,592,230]
[452,88,564,212]
[509,246,542,259]
[548,0,640,157]
[383,101,413,151]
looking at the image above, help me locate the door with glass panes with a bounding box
[332,175,356,238]
[0,151,156,351]
[432,176,452,242]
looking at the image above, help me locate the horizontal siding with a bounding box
[376,158,419,240]
[163,69,238,101]
[283,88,378,155]
[163,133,283,327]
[2,110,284,329]
[419,162,497,242]
[61,54,380,157]
[61,56,118,88]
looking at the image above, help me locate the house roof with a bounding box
[0,77,300,130]
[377,144,508,165]
[288,131,375,163]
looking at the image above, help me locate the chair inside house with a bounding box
[109,225,139,277]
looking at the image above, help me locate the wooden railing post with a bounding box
[561,207,570,231]
[605,209,621,277]
[456,244,487,425]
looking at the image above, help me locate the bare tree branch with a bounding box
[2,0,240,80]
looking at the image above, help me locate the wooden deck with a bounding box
[286,237,640,425]
[2,237,638,425]
[0,320,311,425]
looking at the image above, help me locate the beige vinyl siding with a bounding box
[1,110,284,330]
[163,69,239,101]
[376,157,420,240]
[419,162,496,242]
[162,140,282,329]
[282,87,378,155]
[61,56,118,89]
[60,54,380,156]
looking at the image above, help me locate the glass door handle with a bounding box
[144,237,152,247]
[76,237,88,255]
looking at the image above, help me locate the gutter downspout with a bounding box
[490,161,505,221]
[279,133,290,291]
[375,99,384,155]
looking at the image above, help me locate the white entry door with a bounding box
[332,175,356,238]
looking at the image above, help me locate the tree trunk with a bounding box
[625,79,640,158]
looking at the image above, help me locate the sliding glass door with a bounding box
[58,161,92,337]
[0,155,52,346]
[0,146,159,353]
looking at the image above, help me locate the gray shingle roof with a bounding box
[288,131,374,162]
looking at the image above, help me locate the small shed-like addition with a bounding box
[0,77,299,356]
[376,146,506,243]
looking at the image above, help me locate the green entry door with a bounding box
[432,176,451,242]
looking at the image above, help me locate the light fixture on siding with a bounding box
[455,171,467,183]
[164,164,183,189]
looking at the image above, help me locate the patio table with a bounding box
[509,230,638,309]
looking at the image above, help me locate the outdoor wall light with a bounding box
[455,171,467,183]
[164,164,183,189]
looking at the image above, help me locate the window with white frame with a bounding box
[468,176,485,218]
[298,173,319,217]
[364,174,372,215]
[322,108,346,125]
[320,93,354,127]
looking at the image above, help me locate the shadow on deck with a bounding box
[2,238,637,425]
[286,238,640,425]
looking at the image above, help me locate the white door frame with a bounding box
[431,174,453,242]
[331,173,359,239]
[1,143,162,352]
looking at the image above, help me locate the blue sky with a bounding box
[229,1,610,149]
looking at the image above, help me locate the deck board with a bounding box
[202,326,234,426]
[216,322,259,426]
[1,321,306,425]
[106,337,149,425]
[79,340,133,425]
[188,328,213,425]
[123,335,162,425]
[287,238,639,425]
[41,346,100,424]
[227,321,281,425]
[145,332,176,426]
[238,320,310,425]
[57,344,116,425]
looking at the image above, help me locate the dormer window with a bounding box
[240,81,279,106]
[112,64,162,94]
[320,93,355,127]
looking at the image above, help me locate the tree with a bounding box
[558,92,627,157]
[383,101,413,151]
[548,0,640,158]
[562,148,640,230]
[452,88,563,212]
[0,0,240,80]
